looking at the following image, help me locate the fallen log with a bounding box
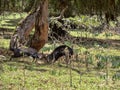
[11,47,38,58]
[10,45,74,64]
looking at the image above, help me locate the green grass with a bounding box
[69,30,120,40]
[0,42,120,89]
[0,39,10,48]
[0,12,120,90]
[68,15,101,27]
[0,60,119,90]
[0,12,27,29]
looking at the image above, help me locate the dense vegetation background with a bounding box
[0,0,120,90]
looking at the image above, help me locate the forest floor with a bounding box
[0,12,120,90]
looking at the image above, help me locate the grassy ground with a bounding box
[69,30,120,40]
[0,12,120,90]
[0,12,27,29]
[0,56,120,90]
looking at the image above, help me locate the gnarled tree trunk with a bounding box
[10,0,48,56]
[9,10,36,52]
[30,0,48,51]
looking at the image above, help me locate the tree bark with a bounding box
[10,0,48,55]
[9,11,36,51]
[30,0,48,51]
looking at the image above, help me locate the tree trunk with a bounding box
[104,0,116,23]
[29,0,48,51]
[9,11,36,51]
[10,0,48,55]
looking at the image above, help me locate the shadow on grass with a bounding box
[0,27,14,32]
[0,18,23,29]
[0,58,50,72]
[96,54,120,68]
[1,24,16,28]
[58,63,82,74]
[0,53,119,75]
[0,28,13,39]
[5,18,22,24]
